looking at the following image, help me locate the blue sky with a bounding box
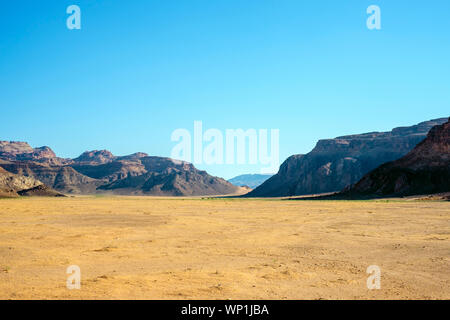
[1,0,449,179]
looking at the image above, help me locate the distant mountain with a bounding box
[228,174,273,189]
[97,157,240,196]
[343,118,449,197]
[0,141,70,165]
[245,118,448,197]
[0,141,33,156]
[0,143,241,196]
[73,150,116,165]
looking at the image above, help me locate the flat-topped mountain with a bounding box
[343,118,450,197]
[0,145,240,196]
[246,118,448,197]
[0,141,34,155]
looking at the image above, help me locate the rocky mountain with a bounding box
[98,157,240,196]
[0,166,63,198]
[228,174,273,189]
[0,141,70,165]
[0,160,101,194]
[0,144,240,196]
[246,118,448,197]
[73,150,116,165]
[343,118,449,197]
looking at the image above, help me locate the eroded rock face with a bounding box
[345,118,450,197]
[0,166,63,198]
[0,160,103,194]
[0,166,42,193]
[246,118,448,197]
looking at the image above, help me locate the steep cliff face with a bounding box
[345,119,450,197]
[246,118,448,197]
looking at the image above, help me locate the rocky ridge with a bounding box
[0,142,240,196]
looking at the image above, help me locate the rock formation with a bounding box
[0,166,63,198]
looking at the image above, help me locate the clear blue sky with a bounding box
[1,0,449,179]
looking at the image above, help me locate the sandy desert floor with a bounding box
[0,196,448,300]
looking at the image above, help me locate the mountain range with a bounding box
[245,118,448,197]
[1,117,448,199]
[0,144,242,196]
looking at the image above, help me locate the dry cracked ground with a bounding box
[0,196,449,299]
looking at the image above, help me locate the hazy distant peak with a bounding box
[228,173,274,189]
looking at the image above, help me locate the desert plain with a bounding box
[0,196,449,300]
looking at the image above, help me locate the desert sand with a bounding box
[0,196,448,300]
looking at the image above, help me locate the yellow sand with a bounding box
[0,196,448,300]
